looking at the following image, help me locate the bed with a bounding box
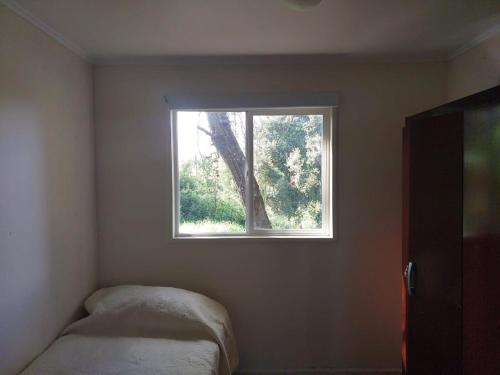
[20,285,239,375]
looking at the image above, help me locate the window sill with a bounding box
[171,235,336,242]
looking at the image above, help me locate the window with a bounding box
[171,106,334,238]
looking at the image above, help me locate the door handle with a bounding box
[404,261,416,296]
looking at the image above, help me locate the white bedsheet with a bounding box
[20,286,238,375]
[21,334,220,375]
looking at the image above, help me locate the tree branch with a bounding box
[197,126,213,138]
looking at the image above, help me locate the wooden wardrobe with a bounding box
[402,86,500,375]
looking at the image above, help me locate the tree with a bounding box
[179,112,323,231]
[205,112,272,228]
[253,115,322,228]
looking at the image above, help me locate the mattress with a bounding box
[22,334,220,375]
[22,334,219,375]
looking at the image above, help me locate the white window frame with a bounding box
[171,106,336,239]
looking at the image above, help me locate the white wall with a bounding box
[0,5,96,375]
[94,61,447,372]
[447,32,500,101]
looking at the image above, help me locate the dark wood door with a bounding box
[462,103,500,375]
[402,112,464,375]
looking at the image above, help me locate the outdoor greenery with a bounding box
[180,159,246,232]
[178,113,323,233]
[254,114,323,229]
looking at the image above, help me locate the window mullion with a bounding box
[245,111,255,235]
[321,111,329,234]
[172,110,180,238]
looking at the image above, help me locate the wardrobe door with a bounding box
[462,103,500,375]
[402,112,464,375]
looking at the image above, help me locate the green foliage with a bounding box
[179,160,245,226]
[180,220,244,234]
[179,113,324,231]
[254,115,323,228]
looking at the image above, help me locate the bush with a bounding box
[180,172,245,226]
[180,220,244,234]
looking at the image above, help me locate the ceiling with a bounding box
[5,0,500,63]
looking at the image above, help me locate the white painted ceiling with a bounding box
[6,0,500,62]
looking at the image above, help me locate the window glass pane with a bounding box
[177,111,246,234]
[253,114,323,230]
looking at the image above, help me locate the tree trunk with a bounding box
[206,112,272,229]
